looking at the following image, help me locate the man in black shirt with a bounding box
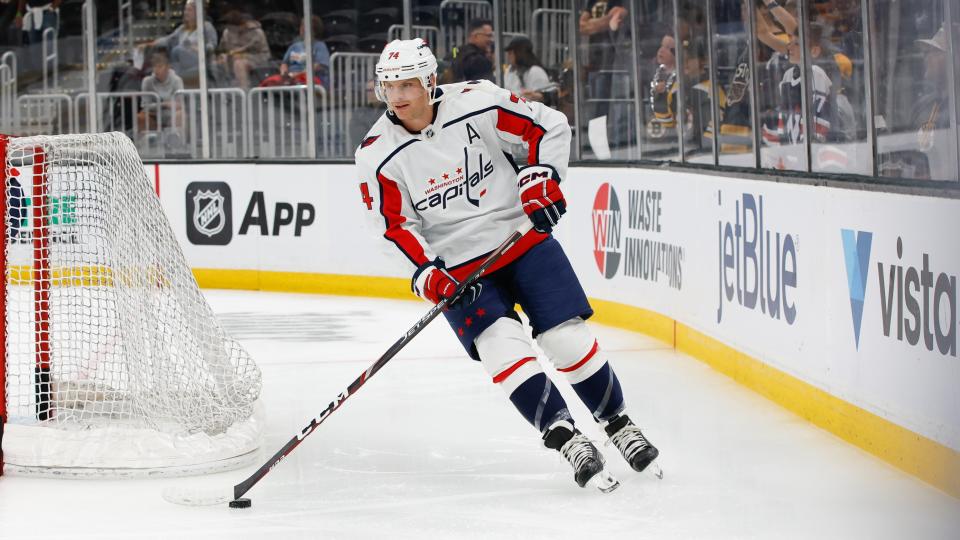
[446,18,495,82]
[580,1,634,150]
[579,1,626,119]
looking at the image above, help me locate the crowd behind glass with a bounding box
[0,0,956,183]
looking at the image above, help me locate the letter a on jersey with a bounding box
[466,123,481,144]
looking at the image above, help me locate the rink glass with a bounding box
[0,0,955,183]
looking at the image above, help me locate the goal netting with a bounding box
[0,132,263,477]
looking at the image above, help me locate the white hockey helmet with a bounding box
[374,38,439,104]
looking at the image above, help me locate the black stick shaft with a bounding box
[232,224,531,501]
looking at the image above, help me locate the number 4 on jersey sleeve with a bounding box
[359,182,375,210]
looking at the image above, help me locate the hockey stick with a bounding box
[163,221,534,507]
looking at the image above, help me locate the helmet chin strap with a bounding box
[425,76,439,105]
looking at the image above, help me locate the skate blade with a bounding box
[645,460,663,480]
[588,470,621,493]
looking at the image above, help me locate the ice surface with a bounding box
[1,290,958,539]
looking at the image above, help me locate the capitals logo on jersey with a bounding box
[413,143,493,212]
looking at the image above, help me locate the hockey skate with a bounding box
[604,415,663,479]
[543,421,620,493]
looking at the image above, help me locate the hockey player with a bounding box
[355,38,659,491]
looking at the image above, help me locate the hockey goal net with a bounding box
[0,132,263,477]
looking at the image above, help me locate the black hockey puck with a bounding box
[229,498,252,509]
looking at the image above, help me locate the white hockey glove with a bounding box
[517,165,566,233]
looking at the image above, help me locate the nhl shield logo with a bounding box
[193,190,225,237]
[185,181,233,245]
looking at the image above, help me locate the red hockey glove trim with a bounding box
[412,258,482,308]
[517,165,566,233]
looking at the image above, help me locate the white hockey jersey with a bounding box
[355,80,572,280]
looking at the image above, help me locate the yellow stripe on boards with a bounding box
[674,322,960,500]
[589,298,675,346]
[7,265,170,287]
[191,268,260,290]
[191,269,412,300]
[589,297,960,500]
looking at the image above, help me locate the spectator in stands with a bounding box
[755,0,854,142]
[682,39,724,155]
[260,15,329,89]
[1,1,17,47]
[812,0,862,61]
[445,18,495,82]
[14,0,59,46]
[648,34,678,138]
[145,0,217,86]
[753,0,796,157]
[579,0,627,120]
[765,18,836,169]
[503,37,554,103]
[911,24,951,179]
[814,30,856,145]
[580,0,638,151]
[821,0,863,127]
[217,8,270,89]
[713,1,756,156]
[755,0,793,55]
[648,35,722,154]
[137,48,184,133]
[773,1,857,144]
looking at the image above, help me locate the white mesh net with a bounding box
[1,132,263,477]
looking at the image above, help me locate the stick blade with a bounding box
[161,486,233,506]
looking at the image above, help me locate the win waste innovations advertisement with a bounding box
[561,167,959,451]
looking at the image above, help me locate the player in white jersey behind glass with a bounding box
[355,38,659,492]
